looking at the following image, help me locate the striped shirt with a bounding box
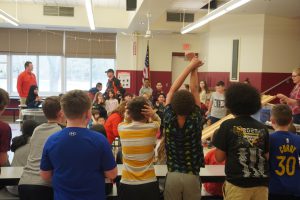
[118,114,161,185]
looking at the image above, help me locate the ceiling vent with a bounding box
[43,6,74,17]
[167,12,194,22]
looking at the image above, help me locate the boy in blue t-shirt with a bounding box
[269,104,300,200]
[40,90,117,200]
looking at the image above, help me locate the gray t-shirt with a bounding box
[18,123,62,186]
[6,139,31,195]
[139,87,153,96]
[210,92,227,119]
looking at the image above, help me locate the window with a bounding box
[12,55,37,93]
[92,59,115,91]
[0,55,8,90]
[39,56,62,93]
[66,58,91,91]
[0,54,115,95]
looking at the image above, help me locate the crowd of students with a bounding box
[0,55,299,200]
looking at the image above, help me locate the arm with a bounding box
[40,170,53,182]
[104,166,118,179]
[17,74,23,97]
[142,105,161,127]
[190,68,201,107]
[277,93,298,106]
[166,57,203,105]
[215,148,227,163]
[206,98,213,116]
[0,152,8,166]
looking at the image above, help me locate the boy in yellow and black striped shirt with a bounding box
[118,96,161,200]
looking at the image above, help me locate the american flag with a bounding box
[143,42,150,81]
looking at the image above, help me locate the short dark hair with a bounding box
[96,82,102,87]
[271,104,292,126]
[24,61,32,69]
[42,96,61,120]
[158,93,166,99]
[0,88,9,111]
[216,81,225,86]
[225,83,261,116]
[61,90,91,119]
[90,124,107,137]
[171,90,195,116]
[127,96,148,121]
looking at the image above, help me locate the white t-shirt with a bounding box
[210,92,227,119]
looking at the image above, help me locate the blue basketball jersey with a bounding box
[269,131,300,196]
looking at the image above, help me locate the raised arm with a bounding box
[166,57,203,105]
[190,68,201,107]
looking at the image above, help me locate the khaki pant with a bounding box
[20,97,26,106]
[223,181,268,200]
[164,172,201,200]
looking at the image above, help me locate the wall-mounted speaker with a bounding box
[126,0,137,11]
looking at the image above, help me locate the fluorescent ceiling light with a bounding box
[181,0,251,34]
[0,9,19,26]
[85,0,95,30]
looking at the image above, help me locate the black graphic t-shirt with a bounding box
[213,116,269,187]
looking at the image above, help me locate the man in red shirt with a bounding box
[0,88,12,166]
[17,61,37,105]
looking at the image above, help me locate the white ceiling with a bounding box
[168,0,300,18]
[233,0,300,18]
[1,0,127,8]
[168,0,213,12]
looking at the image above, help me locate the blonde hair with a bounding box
[111,101,127,117]
[156,137,166,164]
[293,67,300,75]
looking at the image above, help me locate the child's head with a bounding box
[11,119,39,153]
[108,90,115,99]
[225,83,261,116]
[215,81,225,93]
[90,124,107,137]
[95,92,105,104]
[143,79,150,87]
[60,90,91,121]
[92,109,100,120]
[42,96,63,121]
[199,80,208,92]
[97,117,106,125]
[142,93,150,100]
[271,104,292,127]
[28,85,38,96]
[105,69,114,79]
[111,101,127,117]
[157,94,166,104]
[171,90,195,116]
[124,93,133,102]
[127,96,148,122]
[21,120,39,137]
[156,82,163,91]
[96,82,102,91]
[0,88,9,113]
